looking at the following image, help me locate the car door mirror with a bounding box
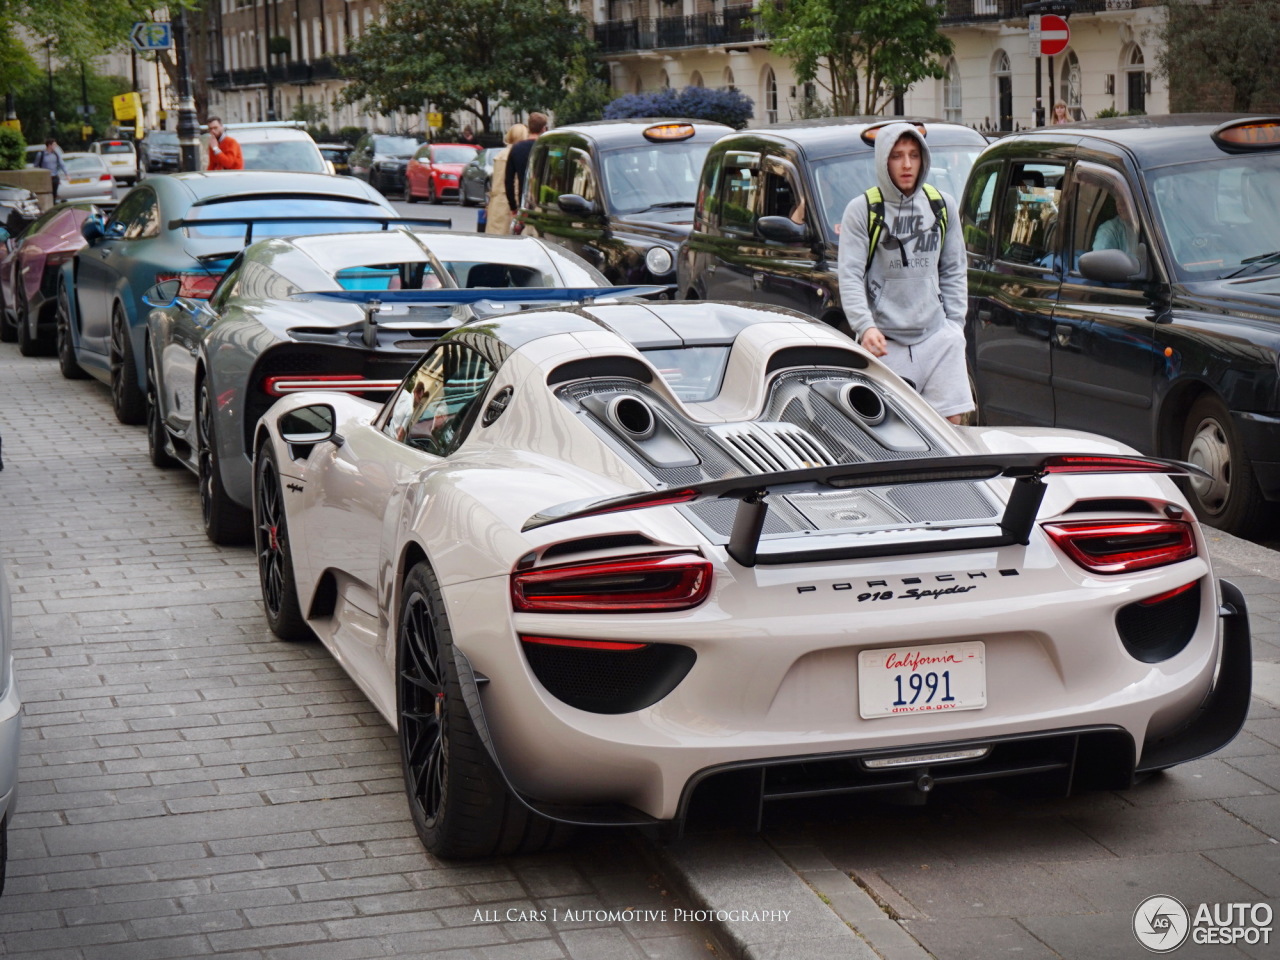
[557,194,599,217]
[141,278,182,307]
[80,215,105,245]
[756,215,809,244]
[279,404,337,445]
[1078,247,1143,283]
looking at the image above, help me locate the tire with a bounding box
[426,180,436,204]
[15,285,36,356]
[254,441,314,641]
[109,304,146,425]
[459,185,475,208]
[55,280,88,379]
[197,380,253,545]
[404,179,417,203]
[398,561,570,859]
[145,344,178,469]
[0,287,14,343]
[1180,393,1269,535]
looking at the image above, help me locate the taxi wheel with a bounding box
[397,561,570,859]
[55,280,88,380]
[110,305,146,425]
[254,441,313,641]
[197,381,253,545]
[1180,394,1268,536]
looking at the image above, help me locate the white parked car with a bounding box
[56,153,117,202]
[251,298,1253,859]
[0,563,23,894]
[88,139,139,185]
[203,122,332,175]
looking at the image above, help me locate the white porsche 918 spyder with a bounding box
[252,297,1252,859]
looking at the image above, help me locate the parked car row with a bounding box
[512,114,1280,540]
[0,126,1257,869]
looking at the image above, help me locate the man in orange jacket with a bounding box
[207,116,244,170]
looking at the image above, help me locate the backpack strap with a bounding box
[922,182,948,247]
[863,186,885,272]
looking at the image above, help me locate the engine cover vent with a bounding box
[710,422,837,473]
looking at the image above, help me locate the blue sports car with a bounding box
[56,171,438,425]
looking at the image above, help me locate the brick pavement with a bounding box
[0,345,724,959]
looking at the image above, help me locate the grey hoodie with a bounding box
[835,123,966,345]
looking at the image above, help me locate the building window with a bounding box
[690,70,703,88]
[993,50,1012,131]
[1124,45,1146,114]
[944,57,962,123]
[763,66,778,124]
[723,66,735,90]
[1060,51,1082,120]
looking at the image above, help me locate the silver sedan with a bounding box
[57,153,117,203]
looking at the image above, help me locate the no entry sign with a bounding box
[1039,14,1070,56]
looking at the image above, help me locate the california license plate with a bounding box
[858,641,986,719]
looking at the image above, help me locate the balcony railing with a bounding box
[593,9,765,54]
[211,56,355,89]
[936,0,1160,26]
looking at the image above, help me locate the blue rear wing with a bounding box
[288,286,669,305]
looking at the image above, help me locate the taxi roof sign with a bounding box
[643,123,696,142]
[1212,118,1280,151]
[860,121,928,146]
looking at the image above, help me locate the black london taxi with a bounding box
[514,119,731,290]
[677,117,987,329]
[963,115,1280,535]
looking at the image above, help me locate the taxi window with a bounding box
[568,149,597,203]
[996,162,1065,266]
[537,143,570,209]
[695,151,723,230]
[382,343,496,456]
[760,162,801,222]
[718,151,760,235]
[962,161,1001,256]
[1068,162,1143,276]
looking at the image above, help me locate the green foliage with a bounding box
[268,35,291,56]
[291,101,327,126]
[12,64,131,145]
[338,0,596,133]
[554,56,614,126]
[758,0,952,116]
[1157,0,1280,112]
[0,126,27,171]
[336,125,367,144]
[2,1,193,68]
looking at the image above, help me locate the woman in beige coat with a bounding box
[485,123,529,235]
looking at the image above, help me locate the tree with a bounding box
[338,0,596,133]
[758,0,952,116]
[12,63,131,145]
[1157,0,1280,112]
[603,87,755,129]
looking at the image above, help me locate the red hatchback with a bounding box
[0,202,108,356]
[404,143,481,204]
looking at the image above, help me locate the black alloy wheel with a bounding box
[397,562,569,859]
[109,304,146,424]
[145,345,177,469]
[55,281,88,379]
[254,442,313,640]
[196,381,253,545]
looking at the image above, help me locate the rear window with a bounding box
[183,197,390,238]
[333,262,444,291]
[640,345,731,402]
[239,140,326,174]
[102,143,134,154]
[443,261,554,288]
[63,156,105,174]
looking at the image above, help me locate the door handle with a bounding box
[1054,323,1072,348]
[752,272,764,289]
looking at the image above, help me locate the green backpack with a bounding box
[864,183,948,270]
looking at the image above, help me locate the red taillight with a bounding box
[511,553,712,613]
[155,271,221,299]
[1043,455,1172,474]
[520,636,648,651]
[1042,520,1197,574]
[100,173,113,181]
[262,374,403,397]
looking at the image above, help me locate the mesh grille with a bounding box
[782,490,908,531]
[522,641,696,714]
[887,483,999,522]
[687,499,798,537]
[1116,581,1202,663]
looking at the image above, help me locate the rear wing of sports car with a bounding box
[167,215,452,247]
[522,453,1211,566]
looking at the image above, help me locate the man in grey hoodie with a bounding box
[836,123,973,423]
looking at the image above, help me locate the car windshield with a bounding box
[239,140,327,174]
[378,137,421,158]
[149,133,178,146]
[1145,154,1280,280]
[640,345,731,402]
[433,146,479,164]
[810,145,983,239]
[183,197,391,238]
[600,142,711,216]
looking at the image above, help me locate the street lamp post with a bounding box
[46,39,56,137]
[172,9,201,171]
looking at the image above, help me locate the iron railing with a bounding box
[593,9,765,54]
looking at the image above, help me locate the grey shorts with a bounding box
[877,324,974,419]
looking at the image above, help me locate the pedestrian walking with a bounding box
[32,139,69,204]
[836,122,973,424]
[458,126,479,146]
[504,112,547,215]
[485,122,528,235]
[206,116,244,170]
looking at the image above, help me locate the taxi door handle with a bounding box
[752,272,764,289]
[1054,323,1073,348]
